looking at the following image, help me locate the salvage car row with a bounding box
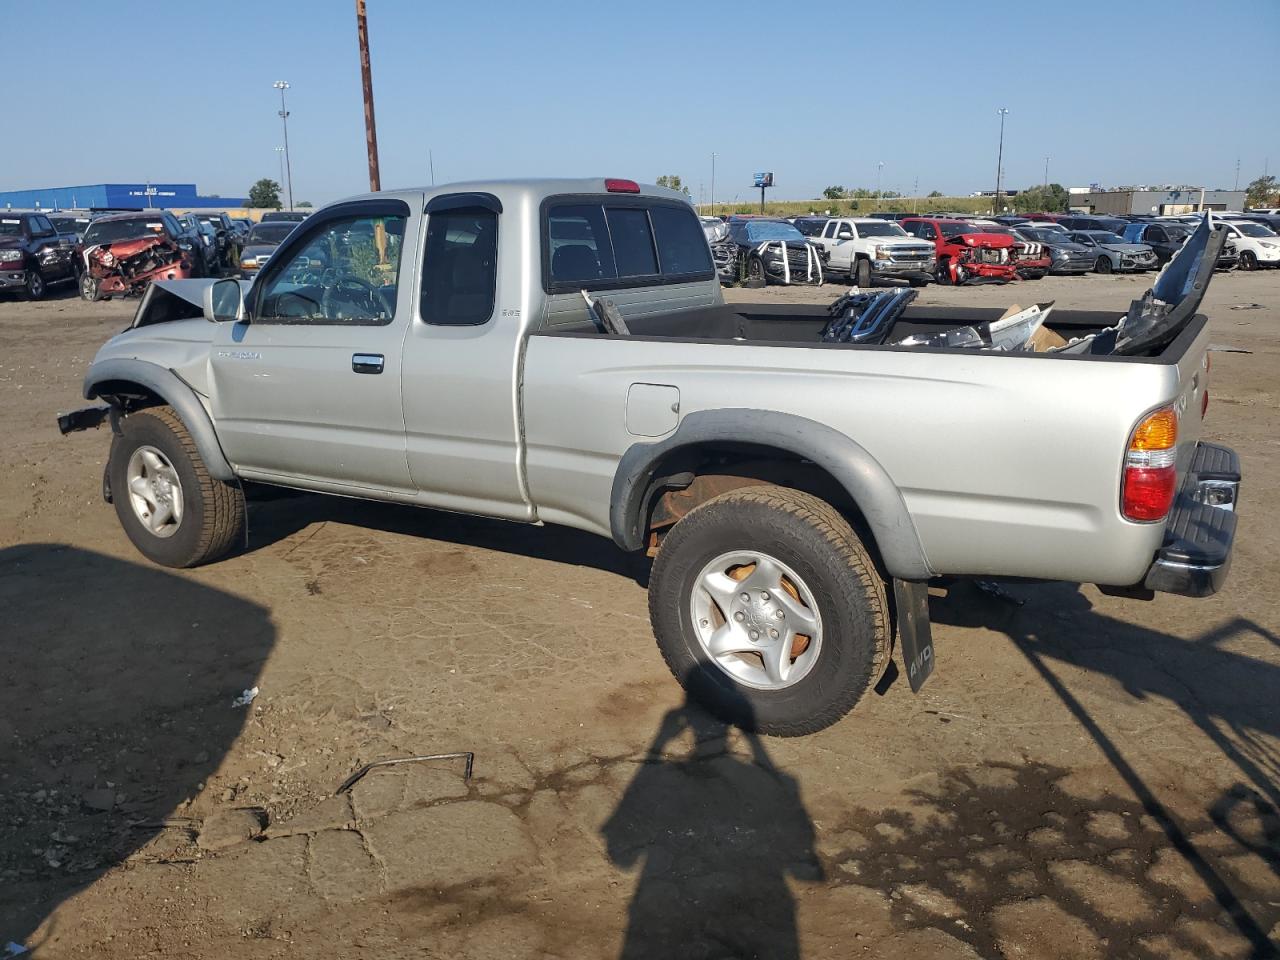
[0,209,308,301]
[701,210,1278,286]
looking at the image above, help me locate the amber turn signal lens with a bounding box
[1130,409,1177,451]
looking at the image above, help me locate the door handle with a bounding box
[352,353,384,374]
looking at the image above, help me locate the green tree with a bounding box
[927,190,943,198]
[822,185,847,200]
[297,200,314,208]
[1246,175,1278,207]
[247,178,282,209]
[655,175,690,196]
[1012,183,1069,213]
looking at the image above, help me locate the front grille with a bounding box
[976,248,1007,265]
[888,246,933,263]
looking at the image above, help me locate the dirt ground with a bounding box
[1,268,1277,959]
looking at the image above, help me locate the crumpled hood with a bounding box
[957,232,1015,249]
[1101,242,1154,254]
[88,234,169,260]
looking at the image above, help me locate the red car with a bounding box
[899,217,1019,283]
[76,211,196,301]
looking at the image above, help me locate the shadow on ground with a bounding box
[0,544,274,947]
[602,683,823,960]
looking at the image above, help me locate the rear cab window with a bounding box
[543,196,713,293]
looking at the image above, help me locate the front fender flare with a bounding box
[609,408,932,580]
[83,358,235,482]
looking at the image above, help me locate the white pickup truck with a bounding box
[809,217,937,287]
[58,180,1241,736]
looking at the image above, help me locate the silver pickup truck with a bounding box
[59,179,1241,736]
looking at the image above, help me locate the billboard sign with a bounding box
[753,172,774,188]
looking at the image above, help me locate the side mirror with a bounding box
[204,278,244,323]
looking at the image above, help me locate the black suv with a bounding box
[0,212,77,299]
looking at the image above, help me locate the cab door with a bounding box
[208,197,420,493]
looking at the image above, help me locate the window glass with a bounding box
[33,216,54,235]
[1147,227,1167,242]
[649,205,712,276]
[606,207,658,276]
[258,213,405,323]
[548,204,616,283]
[420,207,498,326]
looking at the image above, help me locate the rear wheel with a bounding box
[1240,251,1258,271]
[1095,256,1113,274]
[25,269,46,301]
[649,485,889,736]
[853,258,872,288]
[108,406,245,568]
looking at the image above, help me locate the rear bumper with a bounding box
[1141,442,1240,597]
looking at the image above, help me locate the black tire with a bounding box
[79,273,99,302]
[1240,251,1258,271]
[908,276,929,287]
[747,256,766,284]
[936,258,951,284]
[853,257,872,288]
[1095,256,1113,274]
[25,269,46,301]
[649,485,890,737]
[108,406,246,568]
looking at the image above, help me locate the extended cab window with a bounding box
[257,214,406,324]
[420,207,498,326]
[545,199,713,292]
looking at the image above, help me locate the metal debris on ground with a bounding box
[336,752,475,794]
[1230,303,1264,310]
[230,686,259,708]
[1208,344,1253,354]
[974,580,1027,606]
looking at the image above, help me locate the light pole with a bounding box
[275,147,286,195]
[876,161,884,210]
[711,152,717,217]
[994,107,1009,213]
[1043,155,1050,191]
[273,80,294,210]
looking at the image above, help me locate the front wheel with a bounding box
[853,258,872,288]
[25,269,46,301]
[79,273,99,302]
[108,406,246,568]
[1240,251,1258,271]
[1095,256,1113,274]
[746,256,766,284]
[648,485,890,736]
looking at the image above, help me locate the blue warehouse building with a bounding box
[0,183,247,211]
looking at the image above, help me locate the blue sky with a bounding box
[7,0,1278,204]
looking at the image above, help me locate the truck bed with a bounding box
[542,301,1204,363]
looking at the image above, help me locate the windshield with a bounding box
[1229,221,1276,238]
[1164,224,1191,239]
[1085,231,1124,243]
[1025,229,1064,244]
[792,220,827,236]
[83,218,166,244]
[744,221,805,243]
[247,222,296,244]
[0,218,23,237]
[857,222,907,237]
[938,222,979,237]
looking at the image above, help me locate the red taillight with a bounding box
[1121,408,1178,522]
[605,178,640,194]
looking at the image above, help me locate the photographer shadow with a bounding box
[0,544,274,948]
[602,680,823,960]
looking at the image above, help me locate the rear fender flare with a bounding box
[609,408,932,580]
[83,358,235,482]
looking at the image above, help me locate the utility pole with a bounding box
[273,81,294,210]
[429,149,435,186]
[912,175,918,214]
[876,161,884,210]
[356,0,381,193]
[994,108,1009,213]
[1234,156,1240,191]
[1043,155,1050,190]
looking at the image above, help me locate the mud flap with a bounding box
[893,579,935,692]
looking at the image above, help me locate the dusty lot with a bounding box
[1,269,1278,959]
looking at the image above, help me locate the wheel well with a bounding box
[89,379,166,412]
[642,442,880,563]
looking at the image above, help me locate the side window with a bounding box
[650,205,713,276]
[548,204,616,283]
[257,213,406,324]
[1147,227,1166,242]
[822,221,835,239]
[605,207,658,277]
[420,207,498,326]
[837,223,854,239]
[32,216,54,237]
